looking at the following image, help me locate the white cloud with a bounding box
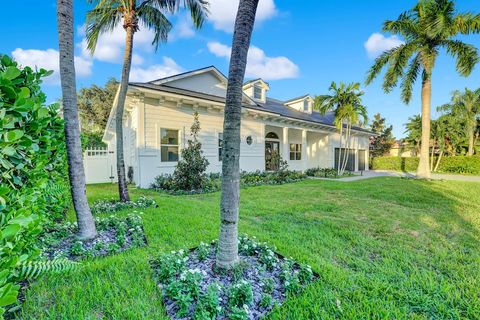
[170,14,196,40]
[364,33,404,59]
[208,0,277,32]
[11,48,92,85]
[207,41,298,80]
[129,57,183,82]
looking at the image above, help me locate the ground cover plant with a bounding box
[39,214,147,261]
[91,196,157,214]
[151,236,315,319]
[151,170,306,195]
[18,178,480,319]
[305,167,356,179]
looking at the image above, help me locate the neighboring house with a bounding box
[102,66,373,188]
[388,140,417,157]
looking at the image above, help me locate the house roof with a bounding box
[128,82,373,135]
[284,94,311,104]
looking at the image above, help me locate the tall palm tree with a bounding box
[366,0,480,178]
[438,88,480,156]
[314,82,367,175]
[216,0,259,270]
[85,0,208,201]
[57,0,97,239]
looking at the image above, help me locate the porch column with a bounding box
[283,127,289,162]
[302,129,307,171]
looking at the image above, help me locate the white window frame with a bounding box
[160,128,179,162]
[303,99,309,112]
[289,143,302,161]
[253,85,262,100]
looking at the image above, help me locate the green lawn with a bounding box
[19,178,480,319]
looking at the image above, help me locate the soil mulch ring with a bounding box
[151,237,318,320]
[39,213,147,261]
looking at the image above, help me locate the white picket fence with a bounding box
[84,147,117,184]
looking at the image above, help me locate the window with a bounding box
[218,132,223,161]
[289,144,302,160]
[253,85,262,100]
[265,132,279,139]
[160,129,179,162]
[303,99,309,112]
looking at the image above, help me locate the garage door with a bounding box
[334,148,356,171]
[358,150,366,171]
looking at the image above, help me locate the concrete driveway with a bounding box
[310,170,480,182]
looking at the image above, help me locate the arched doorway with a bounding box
[265,132,280,171]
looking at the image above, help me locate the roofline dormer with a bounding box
[284,95,314,114]
[242,79,269,103]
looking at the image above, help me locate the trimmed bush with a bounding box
[370,156,480,174]
[0,55,68,316]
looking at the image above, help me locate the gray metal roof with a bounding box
[129,82,373,135]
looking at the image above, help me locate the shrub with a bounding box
[228,280,254,308]
[172,111,209,191]
[91,196,156,214]
[0,54,68,316]
[370,156,480,174]
[151,170,306,194]
[305,167,355,178]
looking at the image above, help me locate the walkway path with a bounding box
[309,170,480,182]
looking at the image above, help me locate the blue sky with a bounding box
[2,0,480,138]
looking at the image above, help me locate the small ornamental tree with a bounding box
[173,111,209,191]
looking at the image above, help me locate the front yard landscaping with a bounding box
[18,177,480,319]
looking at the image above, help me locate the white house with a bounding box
[101,66,373,188]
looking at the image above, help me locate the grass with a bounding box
[19,178,480,319]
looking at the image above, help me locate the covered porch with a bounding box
[263,124,331,172]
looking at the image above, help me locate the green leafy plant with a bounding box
[153,250,188,283]
[298,264,314,285]
[194,283,222,319]
[262,278,275,294]
[196,242,210,261]
[228,280,253,308]
[259,293,273,308]
[91,196,156,214]
[228,305,249,320]
[0,54,68,316]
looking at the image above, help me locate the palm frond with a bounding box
[452,13,480,35]
[443,40,479,77]
[19,259,79,279]
[382,43,416,93]
[400,54,422,104]
[365,47,396,86]
[85,3,123,53]
[137,5,172,49]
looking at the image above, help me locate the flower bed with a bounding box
[151,170,307,195]
[91,196,157,214]
[39,214,147,260]
[305,167,355,178]
[151,235,317,319]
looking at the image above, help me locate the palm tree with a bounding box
[85,0,208,201]
[438,88,480,156]
[57,0,97,239]
[314,82,367,175]
[216,0,259,270]
[366,0,480,178]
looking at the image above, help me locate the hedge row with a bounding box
[370,156,480,174]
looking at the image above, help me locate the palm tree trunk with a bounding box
[57,0,97,239]
[115,23,134,202]
[417,76,432,179]
[430,138,435,170]
[337,125,343,176]
[434,148,443,172]
[216,0,259,270]
[341,123,351,175]
[468,128,474,156]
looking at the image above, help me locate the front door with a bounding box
[265,141,280,171]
